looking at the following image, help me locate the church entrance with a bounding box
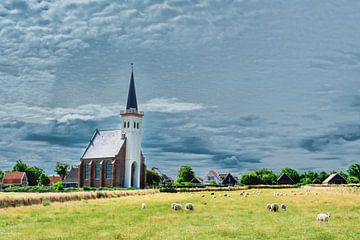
[130,161,138,187]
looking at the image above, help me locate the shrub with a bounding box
[347,176,360,184]
[312,179,321,184]
[53,182,63,191]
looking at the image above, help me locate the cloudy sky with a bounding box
[0,0,359,177]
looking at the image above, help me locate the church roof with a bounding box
[126,68,138,111]
[81,129,125,159]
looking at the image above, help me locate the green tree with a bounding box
[347,164,360,179]
[39,174,50,186]
[0,170,4,180]
[177,166,195,183]
[55,162,70,180]
[300,177,312,185]
[262,173,277,185]
[318,171,329,182]
[240,172,262,185]
[13,160,28,172]
[280,168,300,183]
[26,166,44,186]
[146,169,161,187]
[347,176,360,184]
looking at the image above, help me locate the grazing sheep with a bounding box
[210,192,215,195]
[224,193,228,197]
[201,194,205,198]
[266,203,272,210]
[317,213,330,222]
[173,204,183,211]
[141,203,146,209]
[271,203,279,212]
[212,196,216,199]
[185,203,194,211]
[281,203,286,211]
[274,192,279,196]
[171,203,176,209]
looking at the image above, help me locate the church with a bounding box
[78,66,146,188]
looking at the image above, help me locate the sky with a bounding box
[0,0,359,178]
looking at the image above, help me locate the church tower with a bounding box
[121,64,144,188]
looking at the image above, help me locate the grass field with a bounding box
[0,188,359,240]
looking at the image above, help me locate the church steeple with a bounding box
[126,63,138,112]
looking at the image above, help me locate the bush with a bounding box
[240,172,262,185]
[347,176,360,184]
[53,182,63,191]
[312,179,321,184]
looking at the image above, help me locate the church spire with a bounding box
[126,63,138,112]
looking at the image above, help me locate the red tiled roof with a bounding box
[2,172,26,184]
[209,170,219,177]
[48,176,62,185]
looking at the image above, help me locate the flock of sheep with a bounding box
[140,190,331,222]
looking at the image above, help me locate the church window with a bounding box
[84,163,89,180]
[95,162,100,180]
[106,161,112,179]
[134,122,136,128]
[123,121,126,128]
[127,121,130,128]
[137,123,139,129]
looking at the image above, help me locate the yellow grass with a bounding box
[0,188,359,239]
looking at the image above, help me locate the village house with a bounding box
[190,177,203,184]
[322,173,347,184]
[48,175,62,186]
[277,173,294,185]
[1,172,28,186]
[63,167,79,188]
[203,170,238,185]
[78,66,146,188]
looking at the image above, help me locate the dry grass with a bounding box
[0,189,159,208]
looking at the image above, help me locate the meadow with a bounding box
[0,188,359,240]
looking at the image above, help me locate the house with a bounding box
[190,177,203,184]
[1,172,28,186]
[219,173,238,186]
[48,176,62,185]
[152,167,173,184]
[63,167,79,188]
[78,66,146,188]
[277,173,294,185]
[322,173,347,184]
[203,170,222,184]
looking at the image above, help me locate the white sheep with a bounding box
[185,203,194,211]
[224,193,228,197]
[281,203,286,211]
[201,194,205,198]
[141,203,146,209]
[173,203,183,211]
[171,203,176,209]
[317,213,331,222]
[271,203,279,212]
[266,203,272,210]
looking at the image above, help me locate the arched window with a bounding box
[127,121,130,128]
[106,161,112,179]
[123,121,126,128]
[84,163,89,180]
[137,123,139,129]
[134,122,136,128]
[95,162,100,180]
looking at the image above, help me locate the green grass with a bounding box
[0,189,359,239]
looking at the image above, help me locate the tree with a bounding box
[39,174,50,186]
[347,164,360,179]
[240,172,262,185]
[319,171,329,182]
[13,160,28,172]
[26,166,44,186]
[262,173,277,185]
[177,166,195,183]
[347,176,360,184]
[280,168,300,183]
[146,169,161,187]
[0,170,3,180]
[55,162,70,180]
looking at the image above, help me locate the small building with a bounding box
[203,170,222,184]
[190,177,203,184]
[152,167,173,184]
[63,167,79,188]
[1,172,28,186]
[277,173,294,185]
[219,173,238,186]
[322,173,347,185]
[48,176,62,185]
